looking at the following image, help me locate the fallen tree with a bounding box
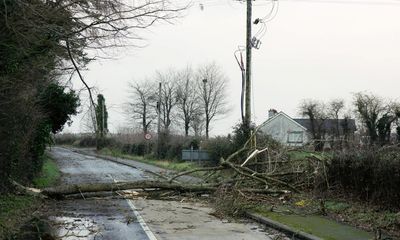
[42,180,290,199]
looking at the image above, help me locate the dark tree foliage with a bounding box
[397,126,400,142]
[95,94,109,149]
[232,121,256,148]
[0,0,184,192]
[95,94,108,137]
[328,148,400,208]
[0,0,74,191]
[299,99,327,151]
[39,83,80,134]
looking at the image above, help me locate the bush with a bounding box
[327,147,400,208]
[76,135,97,147]
[155,133,198,160]
[54,133,78,145]
[203,136,236,162]
[203,123,282,163]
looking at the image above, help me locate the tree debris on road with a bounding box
[15,130,325,203]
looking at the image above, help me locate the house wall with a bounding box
[259,114,310,146]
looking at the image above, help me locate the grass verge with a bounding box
[250,193,399,239]
[0,154,60,239]
[99,147,200,173]
[252,206,373,240]
[0,195,40,239]
[32,154,61,188]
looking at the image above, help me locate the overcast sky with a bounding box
[63,0,400,136]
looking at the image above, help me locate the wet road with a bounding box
[46,147,289,240]
[47,147,154,240]
[49,147,152,184]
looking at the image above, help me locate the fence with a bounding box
[181,149,211,163]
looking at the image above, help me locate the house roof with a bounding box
[259,111,357,134]
[292,118,357,133]
[260,111,308,131]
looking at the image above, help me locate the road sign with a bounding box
[144,133,152,140]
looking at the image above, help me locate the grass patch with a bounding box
[324,201,351,213]
[324,199,400,237]
[0,195,40,239]
[253,206,373,240]
[99,147,200,173]
[1,155,58,238]
[32,155,60,188]
[250,192,399,239]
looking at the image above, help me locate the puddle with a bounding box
[50,216,100,239]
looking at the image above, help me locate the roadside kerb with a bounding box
[245,212,323,240]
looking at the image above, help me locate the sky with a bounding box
[63,0,400,136]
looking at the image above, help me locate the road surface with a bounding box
[45,147,290,240]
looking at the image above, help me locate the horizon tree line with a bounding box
[126,62,229,139]
[299,92,400,150]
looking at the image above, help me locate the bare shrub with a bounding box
[212,185,251,218]
[327,147,400,209]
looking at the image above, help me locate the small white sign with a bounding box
[144,133,152,140]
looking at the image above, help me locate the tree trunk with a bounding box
[205,119,209,139]
[185,120,190,137]
[38,180,288,199]
[42,180,216,198]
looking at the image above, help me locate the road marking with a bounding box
[126,199,158,240]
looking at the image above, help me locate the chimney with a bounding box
[268,109,278,119]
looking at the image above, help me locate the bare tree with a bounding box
[299,99,327,151]
[175,67,201,136]
[127,81,156,134]
[328,99,345,138]
[196,63,229,139]
[376,102,400,145]
[191,114,205,137]
[156,70,178,133]
[353,92,386,144]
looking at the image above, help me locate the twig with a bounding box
[241,147,268,167]
[168,166,226,183]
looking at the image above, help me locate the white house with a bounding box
[259,110,310,146]
[259,109,357,147]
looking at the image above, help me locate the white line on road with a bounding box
[126,199,158,240]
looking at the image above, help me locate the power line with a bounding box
[174,0,400,8]
[266,0,400,5]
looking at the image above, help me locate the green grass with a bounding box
[32,155,60,188]
[253,207,373,240]
[0,195,37,219]
[1,155,60,238]
[324,201,351,213]
[324,200,400,237]
[99,147,199,173]
[0,195,40,238]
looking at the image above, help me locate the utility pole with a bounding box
[202,78,209,139]
[102,101,105,137]
[157,82,162,158]
[245,0,252,130]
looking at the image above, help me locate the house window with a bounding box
[287,131,303,143]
